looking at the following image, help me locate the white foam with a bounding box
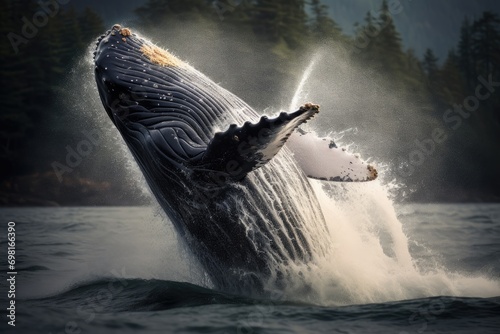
[288,180,500,306]
[272,53,500,305]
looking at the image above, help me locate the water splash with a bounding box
[278,54,500,305]
[289,52,323,111]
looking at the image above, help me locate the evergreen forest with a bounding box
[0,0,499,205]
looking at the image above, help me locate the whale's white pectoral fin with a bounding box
[287,130,378,182]
[196,103,320,181]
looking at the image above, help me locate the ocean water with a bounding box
[1,191,499,333]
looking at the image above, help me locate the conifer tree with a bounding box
[353,11,379,66]
[438,50,464,105]
[423,48,439,82]
[374,0,405,74]
[458,18,475,91]
[401,48,427,94]
[310,0,342,43]
[471,11,500,78]
[252,0,308,50]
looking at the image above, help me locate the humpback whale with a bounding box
[93,25,377,293]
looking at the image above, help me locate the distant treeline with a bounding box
[1,0,104,176]
[0,0,499,203]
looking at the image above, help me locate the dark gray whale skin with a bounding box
[93,25,328,293]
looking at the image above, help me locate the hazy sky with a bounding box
[72,0,500,61]
[324,0,500,60]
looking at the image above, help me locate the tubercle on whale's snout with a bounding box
[93,24,134,60]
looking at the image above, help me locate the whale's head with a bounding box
[94,25,186,124]
[93,25,217,167]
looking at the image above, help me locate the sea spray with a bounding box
[274,53,500,305]
[258,176,500,306]
[289,53,322,112]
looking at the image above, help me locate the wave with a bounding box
[31,278,267,312]
[28,278,500,319]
